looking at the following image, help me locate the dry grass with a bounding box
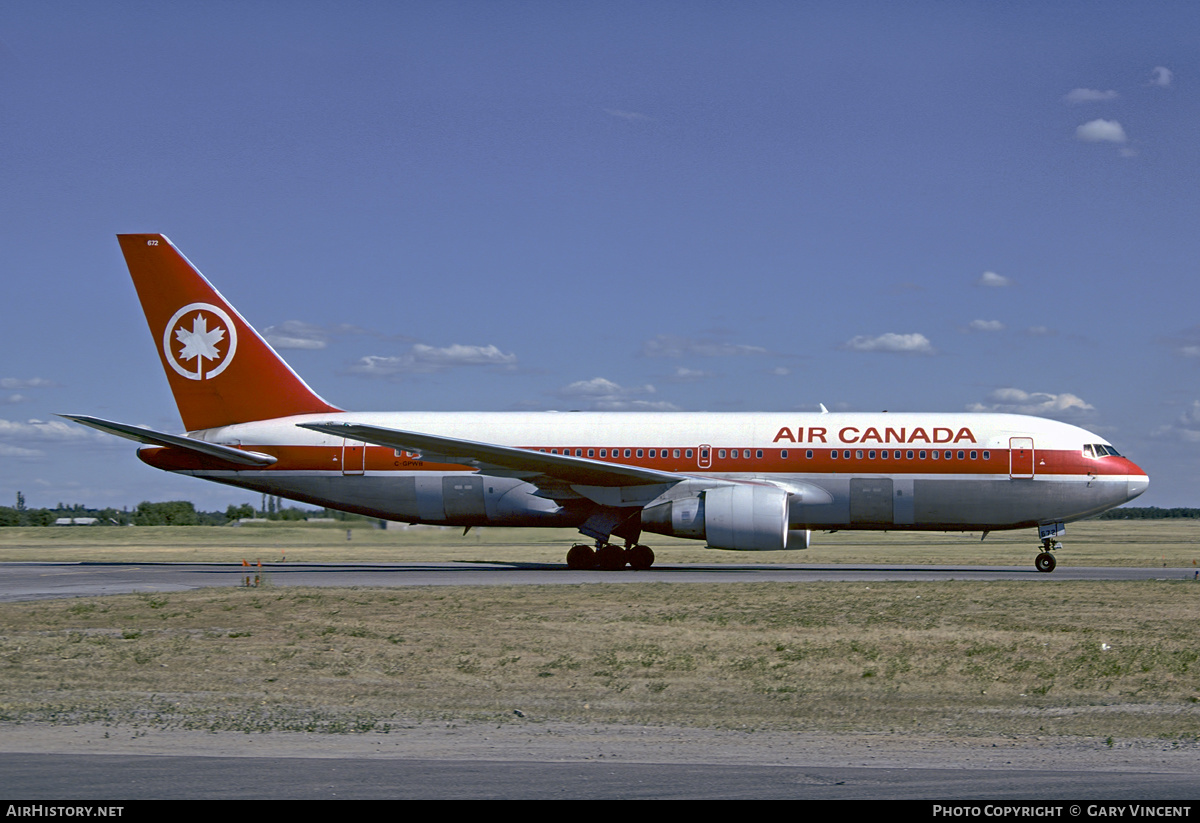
[1,581,1197,740]
[2,518,1199,568]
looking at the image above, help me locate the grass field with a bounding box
[2,518,1200,568]
[1,520,1198,741]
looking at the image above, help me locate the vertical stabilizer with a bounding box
[117,234,341,431]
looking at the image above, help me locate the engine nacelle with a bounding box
[641,484,791,551]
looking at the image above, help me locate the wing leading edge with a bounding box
[296,421,681,490]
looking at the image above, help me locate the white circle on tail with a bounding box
[163,303,238,380]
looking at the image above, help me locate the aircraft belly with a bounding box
[911,477,1125,528]
[787,475,1124,530]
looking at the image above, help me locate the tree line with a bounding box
[1093,506,1200,520]
[1,502,1196,527]
[0,501,374,527]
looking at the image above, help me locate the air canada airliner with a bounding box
[64,234,1149,572]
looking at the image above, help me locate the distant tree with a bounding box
[133,501,199,526]
[25,509,56,527]
[1096,507,1200,520]
[225,503,255,522]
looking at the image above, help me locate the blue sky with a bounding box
[2,1,1198,511]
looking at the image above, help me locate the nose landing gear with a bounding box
[1035,537,1059,573]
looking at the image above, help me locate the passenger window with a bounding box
[805,450,813,459]
[831,450,838,459]
[919,450,927,459]
[636,449,643,458]
[906,450,914,459]
[756,449,762,459]
[957,451,965,460]
[869,450,876,459]
[719,449,726,459]
[983,451,990,460]
[970,451,977,460]
[856,450,863,459]
[781,450,788,459]
[673,449,680,458]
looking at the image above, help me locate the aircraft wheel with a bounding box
[595,543,628,571]
[566,544,597,570]
[1035,552,1056,573]
[627,544,655,570]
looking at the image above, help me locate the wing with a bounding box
[60,414,278,467]
[296,421,681,504]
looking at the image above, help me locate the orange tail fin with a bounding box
[118,234,341,431]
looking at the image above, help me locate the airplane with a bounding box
[63,234,1149,573]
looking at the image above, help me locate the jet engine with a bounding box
[641,484,790,551]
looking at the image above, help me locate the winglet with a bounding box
[117,234,341,430]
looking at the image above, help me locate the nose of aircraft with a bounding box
[1126,468,1149,502]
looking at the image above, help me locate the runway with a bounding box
[0,560,1194,602]
[5,750,1199,800]
[5,560,1199,800]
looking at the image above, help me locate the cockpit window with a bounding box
[1084,443,1122,458]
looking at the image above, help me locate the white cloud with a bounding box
[555,377,679,411]
[0,443,43,458]
[1,394,30,405]
[0,418,108,442]
[641,334,768,358]
[605,108,653,121]
[1149,66,1173,87]
[348,344,517,377]
[968,319,1005,332]
[0,377,58,390]
[1161,326,1200,360]
[977,271,1012,288]
[264,320,329,350]
[664,367,714,383]
[1063,88,1119,104]
[843,333,935,355]
[1152,401,1200,443]
[966,388,1095,420]
[1076,119,1128,143]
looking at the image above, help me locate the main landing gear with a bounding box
[1035,537,1059,573]
[566,542,655,571]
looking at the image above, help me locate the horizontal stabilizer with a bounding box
[59,414,277,466]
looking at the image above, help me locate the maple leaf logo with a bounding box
[162,303,238,381]
[175,313,226,366]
